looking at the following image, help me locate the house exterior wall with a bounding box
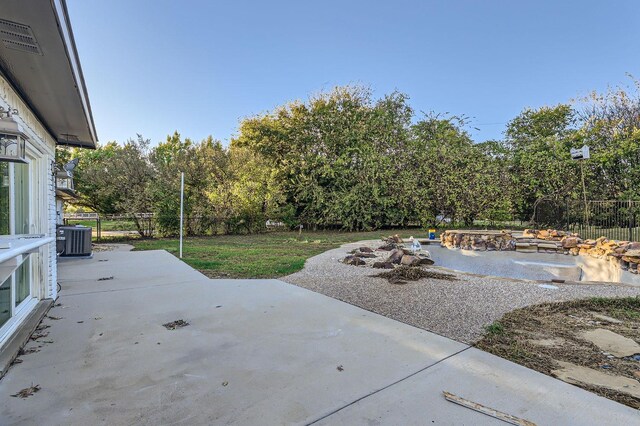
[0,73,57,309]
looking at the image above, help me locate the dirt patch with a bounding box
[372,265,457,284]
[162,319,190,330]
[475,296,640,409]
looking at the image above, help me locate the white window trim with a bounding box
[0,295,37,345]
[0,144,42,338]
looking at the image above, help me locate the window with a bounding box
[14,162,29,234]
[0,163,8,235]
[0,276,9,327]
[0,161,33,330]
[0,162,30,235]
[15,258,30,306]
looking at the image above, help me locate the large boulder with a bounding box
[400,255,422,266]
[372,261,394,269]
[387,248,405,264]
[561,236,581,249]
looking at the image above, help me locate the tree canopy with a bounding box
[58,80,640,234]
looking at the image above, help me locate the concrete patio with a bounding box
[0,248,637,425]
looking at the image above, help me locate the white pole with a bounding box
[179,172,184,259]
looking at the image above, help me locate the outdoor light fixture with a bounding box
[0,106,28,163]
[56,159,79,192]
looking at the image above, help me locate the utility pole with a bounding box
[580,160,589,226]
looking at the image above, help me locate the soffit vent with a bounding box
[0,19,42,55]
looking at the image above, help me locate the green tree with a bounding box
[576,79,640,200]
[504,104,579,220]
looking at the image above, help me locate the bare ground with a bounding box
[476,298,640,409]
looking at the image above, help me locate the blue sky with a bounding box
[67,0,640,146]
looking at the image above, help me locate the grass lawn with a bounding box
[66,219,139,232]
[129,230,420,278]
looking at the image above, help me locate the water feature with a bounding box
[425,245,640,285]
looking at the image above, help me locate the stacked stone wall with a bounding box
[440,229,640,275]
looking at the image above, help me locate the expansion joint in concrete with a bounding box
[305,345,472,425]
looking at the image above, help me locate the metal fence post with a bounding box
[629,199,634,242]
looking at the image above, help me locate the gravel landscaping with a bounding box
[283,240,640,343]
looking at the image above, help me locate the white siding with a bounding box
[0,74,58,302]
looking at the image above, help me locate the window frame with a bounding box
[0,150,37,336]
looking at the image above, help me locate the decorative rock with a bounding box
[353,252,376,258]
[578,329,640,357]
[538,242,559,249]
[359,246,374,253]
[472,241,486,251]
[578,243,595,249]
[400,255,422,266]
[624,249,640,257]
[561,236,580,248]
[552,361,640,398]
[418,255,434,265]
[626,242,640,250]
[342,255,365,266]
[386,249,404,264]
[590,313,623,324]
[372,261,394,269]
[387,235,403,243]
[441,229,640,279]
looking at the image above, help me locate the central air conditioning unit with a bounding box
[57,226,92,257]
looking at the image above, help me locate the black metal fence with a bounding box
[64,213,154,241]
[534,199,640,241]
